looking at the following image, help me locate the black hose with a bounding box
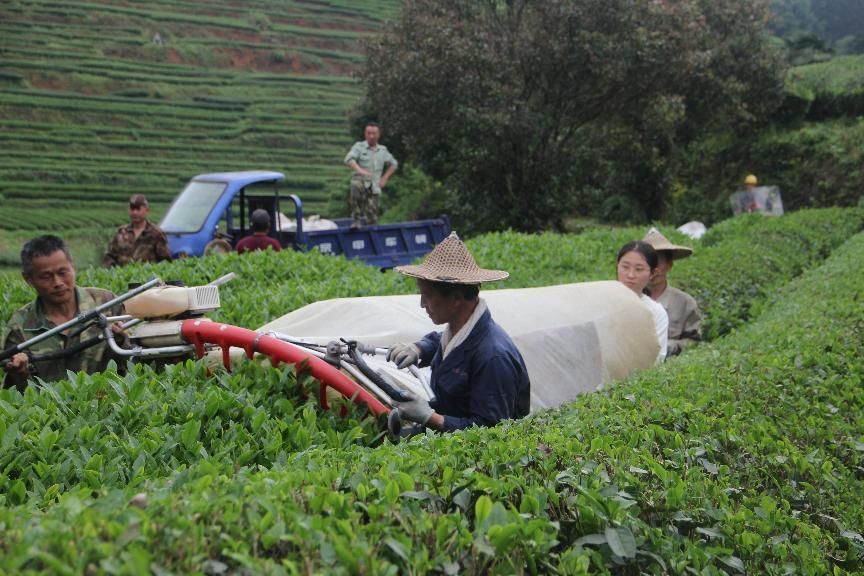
[25,316,125,363]
[28,335,103,362]
[341,339,410,402]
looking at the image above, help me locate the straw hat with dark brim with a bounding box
[642,227,693,260]
[395,231,509,284]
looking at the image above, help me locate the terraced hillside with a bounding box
[0,0,398,233]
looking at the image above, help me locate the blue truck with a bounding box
[159,171,451,268]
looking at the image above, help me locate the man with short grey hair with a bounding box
[3,235,127,390]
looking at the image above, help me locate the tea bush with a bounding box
[0,361,384,502]
[675,206,864,338]
[1,207,861,343]
[0,223,861,573]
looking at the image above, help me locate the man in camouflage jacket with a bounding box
[3,236,127,390]
[103,194,172,267]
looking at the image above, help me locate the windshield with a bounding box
[160,180,227,233]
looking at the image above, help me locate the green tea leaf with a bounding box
[474,495,493,527]
[605,526,636,558]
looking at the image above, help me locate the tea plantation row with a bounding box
[0,215,861,573]
[1,206,860,340]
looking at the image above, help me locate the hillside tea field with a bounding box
[0,0,399,233]
[0,207,862,573]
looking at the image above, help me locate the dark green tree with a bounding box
[770,0,822,38]
[771,0,864,42]
[359,0,784,230]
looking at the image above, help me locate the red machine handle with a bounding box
[180,319,390,416]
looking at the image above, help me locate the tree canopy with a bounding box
[359,0,785,231]
[771,0,864,43]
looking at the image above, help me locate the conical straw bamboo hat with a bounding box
[642,227,693,260]
[395,231,509,284]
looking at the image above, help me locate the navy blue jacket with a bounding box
[416,308,530,431]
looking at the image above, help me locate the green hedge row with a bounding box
[782,55,864,121]
[471,207,864,340]
[0,130,343,156]
[1,207,859,342]
[0,119,348,143]
[0,218,861,573]
[749,119,864,210]
[675,207,864,338]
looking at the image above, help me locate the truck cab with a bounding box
[160,171,451,268]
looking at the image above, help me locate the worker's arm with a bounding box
[380,150,398,188]
[2,328,30,390]
[347,160,370,178]
[102,230,121,267]
[380,164,397,188]
[415,332,441,367]
[154,228,172,262]
[668,301,702,356]
[654,306,669,363]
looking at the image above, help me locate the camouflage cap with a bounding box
[129,194,149,208]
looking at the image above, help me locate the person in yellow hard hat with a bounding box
[743,174,759,213]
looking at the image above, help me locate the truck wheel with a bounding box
[204,239,232,256]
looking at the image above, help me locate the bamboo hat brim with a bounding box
[395,231,509,284]
[642,227,693,260]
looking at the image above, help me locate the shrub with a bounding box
[1,222,861,574]
[1,208,860,344]
[676,207,864,338]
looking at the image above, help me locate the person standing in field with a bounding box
[236,209,282,254]
[743,174,760,213]
[103,194,172,267]
[3,235,127,390]
[642,228,702,357]
[343,121,398,227]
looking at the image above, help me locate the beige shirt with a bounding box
[655,286,702,356]
[344,141,398,190]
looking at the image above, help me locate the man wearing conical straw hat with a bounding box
[387,232,530,431]
[643,227,702,357]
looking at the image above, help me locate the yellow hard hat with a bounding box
[744,174,758,185]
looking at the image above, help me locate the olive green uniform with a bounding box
[2,287,127,390]
[103,221,171,267]
[344,141,398,225]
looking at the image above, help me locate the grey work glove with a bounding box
[396,389,434,425]
[387,343,420,369]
